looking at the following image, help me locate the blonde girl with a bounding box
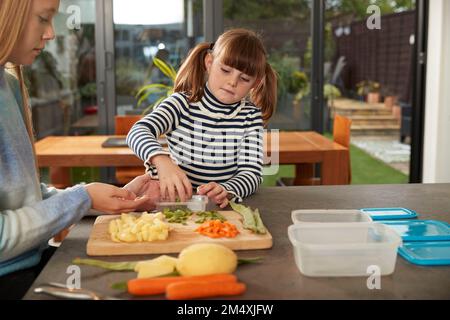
[0,0,158,287]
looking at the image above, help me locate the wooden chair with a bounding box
[277,115,352,186]
[332,114,352,184]
[114,115,145,185]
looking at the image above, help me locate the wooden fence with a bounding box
[334,10,415,103]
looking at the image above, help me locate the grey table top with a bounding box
[24,184,450,300]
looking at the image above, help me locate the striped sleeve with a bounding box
[126,94,185,173]
[220,109,264,202]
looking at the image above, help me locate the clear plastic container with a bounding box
[288,223,402,277]
[291,209,372,224]
[156,195,208,212]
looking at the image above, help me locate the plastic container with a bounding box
[156,195,208,212]
[291,209,372,224]
[288,223,402,277]
[376,219,450,241]
[360,207,418,220]
[398,241,450,266]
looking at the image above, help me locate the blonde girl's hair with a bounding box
[0,1,37,170]
[174,28,278,123]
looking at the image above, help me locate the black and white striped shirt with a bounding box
[126,85,264,201]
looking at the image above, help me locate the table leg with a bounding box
[48,167,72,243]
[322,150,349,185]
[294,163,316,185]
[49,167,71,189]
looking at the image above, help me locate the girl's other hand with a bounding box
[152,155,192,202]
[85,182,149,214]
[197,182,229,209]
[123,174,161,211]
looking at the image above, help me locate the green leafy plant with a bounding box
[136,58,177,115]
[324,83,342,113]
[324,83,341,101]
[289,71,310,103]
[79,82,97,98]
[356,80,380,96]
[268,53,299,100]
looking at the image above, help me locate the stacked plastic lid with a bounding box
[361,207,450,266]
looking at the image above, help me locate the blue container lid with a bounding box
[398,241,450,266]
[360,207,418,220]
[376,220,450,241]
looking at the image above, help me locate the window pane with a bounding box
[24,0,98,138]
[112,0,204,117]
[224,0,312,131]
[325,0,415,181]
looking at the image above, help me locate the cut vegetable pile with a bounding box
[195,220,239,238]
[230,201,267,234]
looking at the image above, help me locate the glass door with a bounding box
[112,0,204,118]
[224,0,313,131]
[323,0,416,183]
[25,0,99,138]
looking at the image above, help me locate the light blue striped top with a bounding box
[0,66,91,277]
[127,85,264,201]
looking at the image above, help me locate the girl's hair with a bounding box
[174,28,277,123]
[0,1,37,170]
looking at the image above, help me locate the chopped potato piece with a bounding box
[134,255,178,278]
[108,212,170,243]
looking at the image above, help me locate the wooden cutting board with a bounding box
[87,211,272,256]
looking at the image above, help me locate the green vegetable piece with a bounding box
[162,207,193,224]
[111,281,128,291]
[230,201,257,232]
[73,258,137,271]
[253,209,267,234]
[237,257,263,265]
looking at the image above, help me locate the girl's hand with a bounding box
[85,183,150,214]
[197,182,229,209]
[123,174,161,211]
[152,155,192,202]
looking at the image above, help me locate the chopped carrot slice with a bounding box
[195,220,239,238]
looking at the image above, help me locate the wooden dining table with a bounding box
[35,131,349,187]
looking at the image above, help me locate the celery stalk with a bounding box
[73,258,137,271]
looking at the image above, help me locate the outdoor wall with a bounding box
[334,11,415,103]
[423,0,450,183]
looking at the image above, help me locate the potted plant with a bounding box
[285,70,309,119]
[356,80,380,103]
[136,57,177,115]
[381,87,397,110]
[324,84,342,131]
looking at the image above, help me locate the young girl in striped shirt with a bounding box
[127,28,277,208]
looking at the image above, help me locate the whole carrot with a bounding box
[127,273,237,296]
[166,281,246,300]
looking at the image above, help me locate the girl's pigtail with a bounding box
[251,63,278,124]
[174,42,210,102]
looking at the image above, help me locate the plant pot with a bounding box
[367,92,380,103]
[293,100,302,119]
[384,96,397,110]
[392,105,401,124]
